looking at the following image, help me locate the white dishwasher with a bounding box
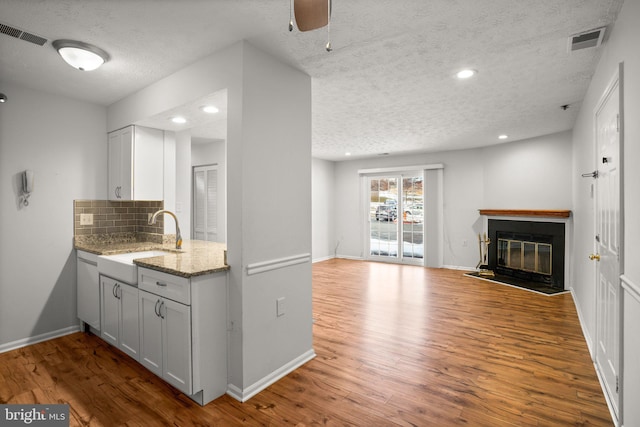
[77,250,100,331]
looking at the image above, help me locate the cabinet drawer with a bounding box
[138,267,190,305]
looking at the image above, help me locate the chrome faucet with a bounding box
[149,210,183,250]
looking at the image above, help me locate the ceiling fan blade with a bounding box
[294,0,330,32]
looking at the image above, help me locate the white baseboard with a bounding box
[0,325,81,354]
[335,255,364,261]
[312,255,335,263]
[442,264,475,271]
[569,287,594,359]
[226,349,316,402]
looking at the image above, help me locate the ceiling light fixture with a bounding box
[201,105,219,114]
[456,69,477,79]
[0,93,7,103]
[52,40,109,71]
[171,116,187,124]
[498,134,508,140]
[289,0,333,52]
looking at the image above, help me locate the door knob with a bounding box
[589,253,601,261]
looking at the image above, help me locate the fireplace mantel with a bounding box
[479,209,571,218]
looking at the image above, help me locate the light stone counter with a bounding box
[74,238,228,278]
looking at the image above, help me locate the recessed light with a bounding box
[345,152,352,156]
[456,69,477,79]
[201,105,219,114]
[171,116,187,124]
[498,134,508,140]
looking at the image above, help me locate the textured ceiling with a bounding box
[0,0,624,160]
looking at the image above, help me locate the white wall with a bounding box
[571,0,640,424]
[0,81,106,348]
[332,132,572,269]
[107,41,313,399]
[238,43,312,390]
[312,158,335,261]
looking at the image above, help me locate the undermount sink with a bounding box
[97,251,170,285]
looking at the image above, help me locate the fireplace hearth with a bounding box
[487,219,565,289]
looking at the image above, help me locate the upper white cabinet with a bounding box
[108,125,164,201]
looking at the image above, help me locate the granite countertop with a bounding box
[75,239,229,278]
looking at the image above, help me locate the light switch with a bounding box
[80,213,93,225]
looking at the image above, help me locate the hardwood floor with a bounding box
[0,259,612,426]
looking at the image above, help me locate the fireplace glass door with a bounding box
[367,173,423,264]
[497,238,552,276]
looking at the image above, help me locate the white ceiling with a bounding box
[0,0,623,160]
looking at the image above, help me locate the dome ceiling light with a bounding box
[52,39,109,71]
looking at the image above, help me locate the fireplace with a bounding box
[487,219,565,289]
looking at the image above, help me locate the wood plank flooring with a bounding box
[0,259,612,426]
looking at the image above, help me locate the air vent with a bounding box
[0,22,48,46]
[568,27,606,52]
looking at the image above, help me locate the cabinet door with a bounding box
[107,132,122,200]
[139,290,163,377]
[100,277,120,347]
[107,127,133,200]
[77,256,100,330]
[119,283,139,360]
[119,127,133,200]
[162,298,192,395]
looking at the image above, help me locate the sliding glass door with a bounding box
[368,172,424,264]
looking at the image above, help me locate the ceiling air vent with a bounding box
[0,22,47,46]
[568,27,606,53]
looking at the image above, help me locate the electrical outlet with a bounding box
[148,213,153,222]
[276,297,285,317]
[462,239,468,247]
[80,213,93,225]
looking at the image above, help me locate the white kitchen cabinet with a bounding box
[77,251,100,331]
[100,276,140,360]
[139,289,192,394]
[138,267,227,405]
[108,125,164,201]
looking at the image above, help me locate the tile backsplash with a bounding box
[74,200,165,243]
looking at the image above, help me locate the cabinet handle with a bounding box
[156,281,167,287]
[112,283,119,299]
[160,301,165,319]
[154,299,161,317]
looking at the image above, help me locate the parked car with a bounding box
[375,205,397,221]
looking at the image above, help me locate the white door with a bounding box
[193,165,219,242]
[593,71,621,416]
[138,290,163,377]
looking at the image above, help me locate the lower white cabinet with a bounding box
[138,267,227,406]
[100,276,140,360]
[139,289,192,394]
